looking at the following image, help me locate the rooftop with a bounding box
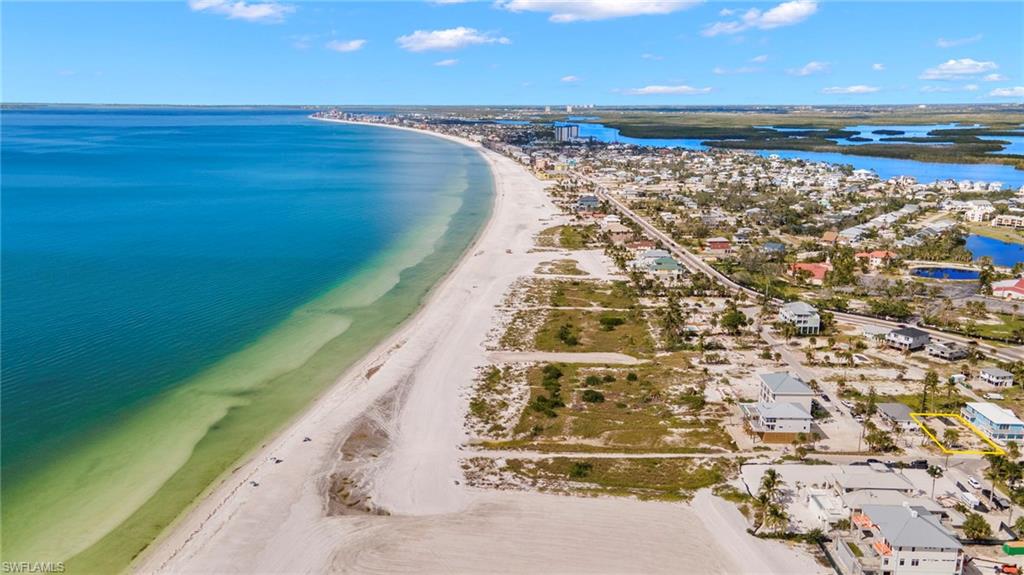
[965,402,1024,426]
[860,504,961,550]
[759,372,814,396]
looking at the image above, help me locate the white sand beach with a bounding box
[133,121,824,575]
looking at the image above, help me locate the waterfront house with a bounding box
[855,250,897,270]
[993,214,1024,229]
[837,504,964,575]
[779,301,821,335]
[980,367,1015,388]
[961,402,1024,444]
[885,327,930,352]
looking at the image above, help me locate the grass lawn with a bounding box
[500,456,734,501]
[964,222,1024,246]
[545,279,639,308]
[499,363,735,452]
[972,312,1024,342]
[534,308,654,356]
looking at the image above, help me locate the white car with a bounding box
[968,476,982,490]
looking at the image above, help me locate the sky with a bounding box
[2,0,1022,105]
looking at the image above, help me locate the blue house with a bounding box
[961,402,1024,444]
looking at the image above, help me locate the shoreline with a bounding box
[131,119,516,572]
[133,119,824,575]
[2,117,494,571]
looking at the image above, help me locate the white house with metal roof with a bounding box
[979,367,1015,388]
[742,372,815,441]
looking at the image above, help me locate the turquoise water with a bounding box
[967,234,1024,267]
[1,107,493,567]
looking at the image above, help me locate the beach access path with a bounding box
[134,121,825,575]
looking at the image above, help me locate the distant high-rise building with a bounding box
[566,105,573,113]
[554,124,579,142]
[544,105,551,113]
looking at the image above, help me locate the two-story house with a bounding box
[980,367,1015,388]
[885,327,930,352]
[741,372,815,442]
[961,402,1024,444]
[778,301,821,336]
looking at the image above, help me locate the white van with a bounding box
[984,392,1005,400]
[959,491,980,509]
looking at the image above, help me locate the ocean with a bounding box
[0,107,493,570]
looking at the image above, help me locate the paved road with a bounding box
[598,191,1024,363]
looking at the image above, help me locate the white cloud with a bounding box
[984,73,1007,82]
[641,53,664,60]
[919,58,997,80]
[713,65,761,75]
[751,54,769,63]
[498,0,699,22]
[787,60,828,76]
[821,85,879,95]
[702,0,817,37]
[396,27,510,52]
[188,0,293,22]
[325,39,366,53]
[990,86,1024,97]
[872,63,885,71]
[964,84,979,92]
[920,83,984,93]
[561,75,581,83]
[434,58,459,66]
[936,34,982,48]
[719,8,736,16]
[625,84,712,95]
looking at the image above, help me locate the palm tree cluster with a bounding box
[753,469,789,535]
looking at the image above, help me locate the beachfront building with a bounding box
[979,367,1015,388]
[836,504,964,575]
[742,372,815,442]
[885,327,930,352]
[554,124,579,142]
[778,301,821,335]
[993,214,1024,229]
[961,402,1024,444]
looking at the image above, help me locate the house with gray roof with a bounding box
[779,301,821,335]
[741,372,815,442]
[839,504,964,575]
[878,402,917,432]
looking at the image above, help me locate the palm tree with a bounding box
[763,503,789,534]
[921,370,939,411]
[944,428,960,469]
[927,465,944,499]
[760,468,784,502]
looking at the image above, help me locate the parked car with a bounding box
[909,460,929,470]
[968,476,983,490]
[821,394,831,403]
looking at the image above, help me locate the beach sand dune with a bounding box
[135,123,824,575]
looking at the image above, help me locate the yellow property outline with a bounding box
[909,412,1005,455]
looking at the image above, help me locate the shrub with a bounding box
[626,372,638,382]
[569,462,593,479]
[582,389,606,403]
[599,316,625,331]
[602,374,616,383]
[584,375,602,386]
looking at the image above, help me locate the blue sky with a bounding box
[3,1,1022,105]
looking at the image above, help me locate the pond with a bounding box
[966,235,1024,267]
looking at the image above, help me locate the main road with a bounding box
[597,191,1024,363]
